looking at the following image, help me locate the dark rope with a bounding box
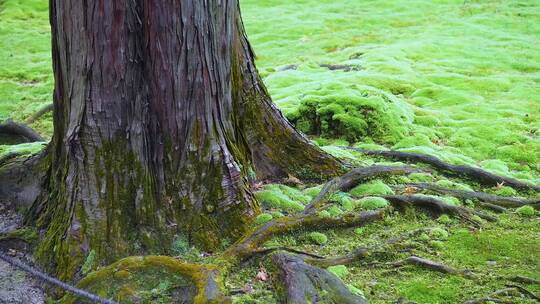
[0,250,118,304]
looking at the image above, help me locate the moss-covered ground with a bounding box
[1,0,539,303]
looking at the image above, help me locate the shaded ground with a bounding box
[0,202,44,304]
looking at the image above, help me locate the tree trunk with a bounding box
[27,0,343,280]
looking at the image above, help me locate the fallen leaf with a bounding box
[255,269,269,282]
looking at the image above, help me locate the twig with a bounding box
[0,250,117,304]
[25,103,54,124]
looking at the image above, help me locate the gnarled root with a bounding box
[0,119,44,143]
[406,183,540,210]
[304,165,422,213]
[464,285,540,304]
[271,252,367,304]
[225,209,386,261]
[343,147,540,192]
[383,195,497,223]
[392,256,473,278]
[25,103,54,124]
[62,256,229,304]
[0,151,47,209]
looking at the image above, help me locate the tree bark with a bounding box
[26,0,342,280]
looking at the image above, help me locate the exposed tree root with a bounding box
[319,63,361,72]
[303,247,369,268]
[343,147,540,192]
[0,151,24,166]
[302,228,440,268]
[0,119,44,143]
[464,288,520,304]
[251,247,326,260]
[407,183,540,210]
[271,252,367,304]
[0,151,46,209]
[505,284,540,302]
[392,256,473,278]
[224,209,386,261]
[62,256,228,304]
[7,160,534,303]
[25,103,54,124]
[383,195,497,223]
[509,275,540,285]
[304,165,422,213]
[464,285,540,304]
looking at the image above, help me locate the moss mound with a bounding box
[350,180,394,197]
[255,213,274,225]
[308,232,328,245]
[358,197,390,210]
[62,256,224,304]
[327,265,349,279]
[254,184,306,213]
[286,87,413,144]
[516,206,536,217]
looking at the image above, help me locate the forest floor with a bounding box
[0,0,539,303]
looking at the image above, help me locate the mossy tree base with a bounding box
[35,151,538,303]
[3,0,344,283]
[61,256,227,304]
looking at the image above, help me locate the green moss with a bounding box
[327,265,349,279]
[437,214,452,224]
[347,284,365,298]
[303,185,323,198]
[81,250,97,275]
[255,213,274,225]
[327,205,343,217]
[320,145,359,160]
[0,142,46,159]
[318,210,331,218]
[408,172,434,183]
[254,186,305,213]
[0,227,38,243]
[430,228,449,241]
[494,186,518,197]
[350,180,394,197]
[63,256,225,304]
[435,179,473,191]
[277,185,312,204]
[308,232,328,245]
[358,197,390,210]
[332,192,355,211]
[439,196,461,206]
[288,87,414,144]
[270,211,284,218]
[354,227,365,236]
[430,240,445,250]
[516,206,536,217]
[171,236,190,256]
[471,215,484,224]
